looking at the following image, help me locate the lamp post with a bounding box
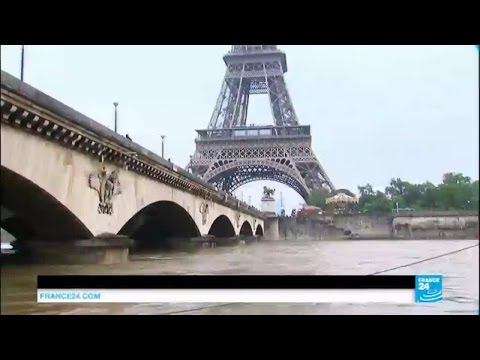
[20,45,25,81]
[113,102,118,133]
[161,135,166,158]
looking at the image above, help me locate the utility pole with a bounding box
[161,135,166,158]
[113,102,118,133]
[20,45,25,81]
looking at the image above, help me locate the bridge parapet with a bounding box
[0,70,265,220]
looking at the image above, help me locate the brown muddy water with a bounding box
[1,239,478,315]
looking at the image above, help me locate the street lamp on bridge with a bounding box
[20,45,25,82]
[161,135,166,158]
[113,102,119,133]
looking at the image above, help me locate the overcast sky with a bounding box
[1,45,478,213]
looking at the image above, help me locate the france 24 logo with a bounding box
[415,275,443,303]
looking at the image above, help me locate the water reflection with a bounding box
[1,239,478,315]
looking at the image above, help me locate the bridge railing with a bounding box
[1,70,265,219]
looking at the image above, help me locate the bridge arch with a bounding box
[239,220,253,236]
[204,159,310,200]
[255,224,264,236]
[208,215,235,237]
[118,200,200,249]
[0,166,92,243]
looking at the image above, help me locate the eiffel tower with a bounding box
[187,45,335,200]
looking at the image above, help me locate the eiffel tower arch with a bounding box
[187,45,335,201]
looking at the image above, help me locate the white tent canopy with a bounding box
[325,192,358,204]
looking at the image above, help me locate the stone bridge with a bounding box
[0,70,266,254]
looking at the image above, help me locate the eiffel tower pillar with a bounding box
[187,45,335,201]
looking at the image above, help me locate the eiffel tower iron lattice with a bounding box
[187,45,335,200]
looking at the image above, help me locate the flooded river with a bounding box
[1,239,478,315]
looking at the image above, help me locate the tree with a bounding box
[306,189,332,209]
[385,178,408,198]
[471,180,479,211]
[310,172,478,215]
[402,183,426,208]
[435,173,475,210]
[442,172,471,186]
[370,191,393,213]
[358,184,374,197]
[419,184,439,210]
[357,182,393,214]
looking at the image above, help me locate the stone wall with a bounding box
[331,215,392,239]
[392,215,478,239]
[278,212,479,241]
[279,217,345,241]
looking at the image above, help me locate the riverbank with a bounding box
[278,212,479,241]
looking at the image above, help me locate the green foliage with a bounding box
[472,180,479,211]
[385,178,408,198]
[358,183,374,197]
[306,188,332,209]
[357,189,392,214]
[306,172,479,215]
[373,172,478,213]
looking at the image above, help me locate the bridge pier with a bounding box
[264,216,280,240]
[238,235,259,245]
[130,235,258,252]
[189,234,260,248]
[22,234,133,265]
[191,235,239,248]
